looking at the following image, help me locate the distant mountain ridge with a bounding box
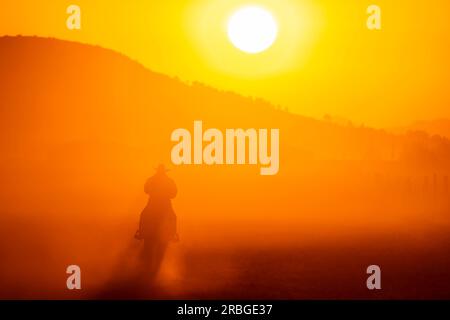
[1,36,449,163]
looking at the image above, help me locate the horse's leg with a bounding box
[152,241,168,275]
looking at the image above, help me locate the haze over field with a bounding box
[1,36,450,299]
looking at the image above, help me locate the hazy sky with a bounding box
[1,0,450,127]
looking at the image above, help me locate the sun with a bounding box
[227,6,278,54]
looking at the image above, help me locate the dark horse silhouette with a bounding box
[136,164,178,278]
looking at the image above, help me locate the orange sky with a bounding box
[1,0,450,127]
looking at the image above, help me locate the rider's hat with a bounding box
[155,164,170,173]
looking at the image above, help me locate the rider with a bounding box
[136,164,178,274]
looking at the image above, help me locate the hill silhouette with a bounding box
[1,36,450,299]
[2,36,450,168]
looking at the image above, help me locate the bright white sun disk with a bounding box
[227,6,278,54]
